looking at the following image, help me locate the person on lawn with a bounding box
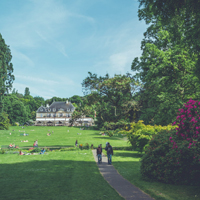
[19,150,25,155]
[105,143,113,165]
[100,144,102,162]
[40,148,45,154]
[97,145,102,164]
[35,140,38,147]
[75,140,78,147]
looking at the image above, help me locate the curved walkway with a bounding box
[92,150,154,200]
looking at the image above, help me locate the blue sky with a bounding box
[0,0,147,99]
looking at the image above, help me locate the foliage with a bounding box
[0,33,14,113]
[138,0,200,61]
[69,95,83,105]
[132,2,200,126]
[141,99,200,185]
[141,129,200,185]
[172,99,200,144]
[102,120,130,131]
[121,120,176,152]
[44,96,66,106]
[3,94,28,125]
[101,120,131,137]
[0,112,10,130]
[24,87,30,97]
[69,104,94,126]
[82,72,141,128]
[30,148,41,153]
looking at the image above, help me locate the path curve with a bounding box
[92,150,154,200]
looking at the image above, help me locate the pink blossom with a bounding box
[176,116,180,120]
[172,121,176,125]
[194,106,197,108]
[188,146,191,149]
[169,137,172,140]
[188,115,192,117]
[189,143,192,146]
[179,108,184,113]
[181,115,185,118]
[198,102,200,105]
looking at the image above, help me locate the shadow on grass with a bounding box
[114,151,143,158]
[0,158,123,200]
[93,136,124,141]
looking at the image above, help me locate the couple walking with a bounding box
[97,142,113,165]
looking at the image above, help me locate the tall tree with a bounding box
[24,87,30,97]
[132,8,200,125]
[3,94,28,125]
[82,72,140,128]
[138,0,200,78]
[0,33,14,113]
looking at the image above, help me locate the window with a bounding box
[40,108,43,111]
[48,108,51,112]
[53,108,56,112]
[40,114,43,117]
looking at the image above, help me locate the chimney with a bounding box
[46,104,49,107]
[66,100,69,104]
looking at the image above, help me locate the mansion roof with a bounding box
[37,101,75,113]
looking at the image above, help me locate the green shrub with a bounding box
[30,148,41,153]
[60,147,75,151]
[0,112,10,130]
[0,150,5,154]
[141,129,200,185]
[120,120,176,152]
[83,143,89,150]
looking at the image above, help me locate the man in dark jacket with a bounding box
[105,143,113,165]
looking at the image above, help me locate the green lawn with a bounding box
[0,150,124,200]
[1,126,199,200]
[0,126,129,149]
[112,150,200,200]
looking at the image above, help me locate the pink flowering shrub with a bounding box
[141,99,200,185]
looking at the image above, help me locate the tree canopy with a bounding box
[0,33,14,113]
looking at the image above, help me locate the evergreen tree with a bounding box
[24,87,30,96]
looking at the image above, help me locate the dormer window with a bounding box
[40,108,43,111]
[53,108,56,112]
[48,108,51,112]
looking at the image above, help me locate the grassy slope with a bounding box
[0,150,124,200]
[112,150,200,200]
[0,126,129,148]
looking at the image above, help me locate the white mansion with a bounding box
[35,100,94,126]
